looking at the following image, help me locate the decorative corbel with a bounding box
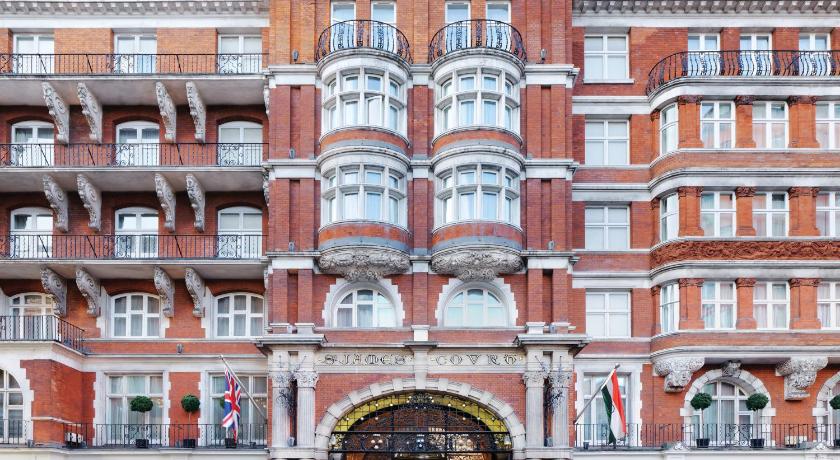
[262,170,270,205]
[75,267,104,317]
[76,174,101,231]
[184,267,206,318]
[42,82,69,144]
[776,356,828,400]
[42,175,68,232]
[185,82,206,143]
[153,173,176,232]
[153,266,175,318]
[40,267,67,317]
[155,82,177,142]
[653,357,705,392]
[185,173,205,232]
[263,84,270,116]
[77,83,102,143]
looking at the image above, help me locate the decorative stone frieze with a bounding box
[4,0,268,15]
[776,356,828,400]
[42,83,69,143]
[722,360,742,378]
[575,0,840,14]
[153,267,175,318]
[185,82,206,142]
[40,268,67,317]
[76,174,101,231]
[318,248,410,281]
[293,370,319,388]
[653,357,705,392]
[652,240,840,266]
[42,175,68,232]
[154,174,176,232]
[77,83,102,143]
[155,82,177,142]
[431,248,523,281]
[76,267,103,317]
[185,174,205,232]
[184,267,206,318]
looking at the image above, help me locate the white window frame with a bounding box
[331,1,355,23]
[660,104,679,154]
[754,281,790,330]
[12,34,54,74]
[7,293,55,341]
[114,207,159,259]
[321,164,407,226]
[700,101,735,149]
[10,120,55,166]
[445,1,471,23]
[580,373,629,440]
[217,34,262,73]
[752,101,788,149]
[583,35,629,81]
[10,207,53,258]
[817,191,840,237]
[217,206,263,258]
[701,281,736,330]
[105,374,164,426]
[113,34,157,74]
[739,33,772,76]
[115,121,161,166]
[217,121,263,166]
[436,164,520,227]
[0,370,24,439]
[752,192,789,237]
[692,380,753,428]
[687,33,721,77]
[584,205,629,250]
[209,374,267,438]
[659,283,679,334]
[442,286,509,328]
[585,291,631,338]
[322,68,406,135]
[111,293,162,338]
[214,293,265,338]
[700,191,736,237]
[818,281,840,329]
[584,119,629,166]
[435,68,519,135]
[332,288,397,328]
[816,102,840,149]
[659,194,679,242]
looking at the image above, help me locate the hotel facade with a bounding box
[1,0,840,459]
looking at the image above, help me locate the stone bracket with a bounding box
[42,174,68,232]
[653,357,705,392]
[185,173,205,232]
[154,173,176,232]
[184,267,206,318]
[41,267,67,317]
[262,171,270,205]
[318,248,410,281]
[154,266,175,318]
[42,82,69,144]
[76,174,101,232]
[77,83,102,143]
[776,356,828,400]
[186,82,206,142]
[263,84,270,116]
[76,267,104,317]
[155,82,177,142]
[431,248,524,281]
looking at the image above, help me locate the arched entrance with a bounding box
[328,392,513,460]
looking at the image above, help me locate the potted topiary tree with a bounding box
[830,395,840,447]
[745,393,769,448]
[180,394,200,448]
[690,392,713,448]
[129,396,154,449]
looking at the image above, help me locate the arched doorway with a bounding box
[328,392,513,460]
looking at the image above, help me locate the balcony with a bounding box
[316,20,412,64]
[63,423,266,449]
[0,53,266,76]
[0,315,85,353]
[0,419,30,446]
[646,50,840,95]
[428,20,526,64]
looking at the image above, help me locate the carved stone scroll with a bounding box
[41,268,67,317]
[76,267,103,316]
[77,83,103,143]
[185,82,206,142]
[42,175,68,232]
[155,82,177,142]
[184,267,206,318]
[154,173,176,232]
[154,266,175,318]
[76,174,101,231]
[42,83,69,144]
[185,174,205,232]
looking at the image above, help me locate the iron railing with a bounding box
[0,234,264,260]
[0,420,29,445]
[646,50,840,94]
[429,20,526,64]
[574,423,840,449]
[316,20,412,63]
[0,143,266,168]
[0,53,266,75]
[63,423,266,448]
[0,315,85,352]
[330,431,511,453]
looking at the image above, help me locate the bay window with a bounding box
[436,68,519,135]
[322,164,406,226]
[752,192,788,237]
[817,191,840,236]
[660,283,679,334]
[700,101,734,148]
[752,102,788,149]
[660,104,678,154]
[659,194,679,242]
[700,191,735,237]
[436,164,519,226]
[701,281,736,329]
[818,281,840,329]
[754,281,789,329]
[322,68,405,135]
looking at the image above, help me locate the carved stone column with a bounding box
[522,370,546,448]
[270,357,294,448]
[653,357,704,392]
[547,369,572,448]
[294,370,319,449]
[776,357,827,400]
[735,187,756,236]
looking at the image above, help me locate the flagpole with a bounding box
[219,354,268,421]
[572,363,620,423]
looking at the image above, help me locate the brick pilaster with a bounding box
[677,95,703,149]
[789,187,820,237]
[650,285,662,335]
[788,96,819,148]
[735,278,757,329]
[678,186,704,237]
[790,278,821,329]
[735,187,757,236]
[650,110,661,157]
[734,96,757,148]
[650,198,661,245]
[678,278,705,329]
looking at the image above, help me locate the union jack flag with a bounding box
[221,368,241,441]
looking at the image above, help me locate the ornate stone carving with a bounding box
[787,95,818,106]
[734,95,756,106]
[776,356,828,400]
[653,357,704,392]
[318,248,410,281]
[271,369,295,409]
[153,173,176,232]
[184,267,206,318]
[42,82,69,144]
[293,370,319,388]
[42,175,68,232]
[736,278,756,288]
[789,187,819,198]
[76,267,103,316]
[263,84,270,116]
[721,360,742,378]
[185,174,205,232]
[40,268,67,317]
[76,83,102,143]
[76,174,101,231]
[155,82,177,142]
[522,370,547,388]
[546,370,573,409]
[185,82,206,142]
[153,266,175,318]
[790,278,820,288]
[431,248,523,281]
[262,171,270,205]
[735,187,756,197]
[652,240,840,266]
[677,95,703,104]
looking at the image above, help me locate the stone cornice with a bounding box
[1,0,268,15]
[574,0,840,15]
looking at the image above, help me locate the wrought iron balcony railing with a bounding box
[63,423,266,448]
[0,419,29,445]
[0,234,264,260]
[316,20,412,63]
[646,50,840,94]
[0,315,85,353]
[0,143,266,168]
[428,20,526,64]
[330,431,512,453]
[0,53,266,76]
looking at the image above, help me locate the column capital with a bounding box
[677,95,703,104]
[787,95,818,106]
[293,370,319,388]
[678,278,704,288]
[650,110,660,122]
[790,278,820,288]
[735,186,756,198]
[522,370,546,388]
[788,186,820,198]
[650,285,661,296]
[736,278,756,288]
[734,95,756,106]
[677,186,703,198]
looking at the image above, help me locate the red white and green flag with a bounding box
[600,371,627,443]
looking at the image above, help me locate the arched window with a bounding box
[217,206,262,258]
[215,293,264,337]
[333,288,396,328]
[217,121,263,166]
[443,287,508,327]
[115,207,158,259]
[116,121,160,166]
[7,293,56,341]
[10,207,52,258]
[11,121,54,166]
[693,380,753,427]
[0,370,24,439]
[111,293,161,338]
